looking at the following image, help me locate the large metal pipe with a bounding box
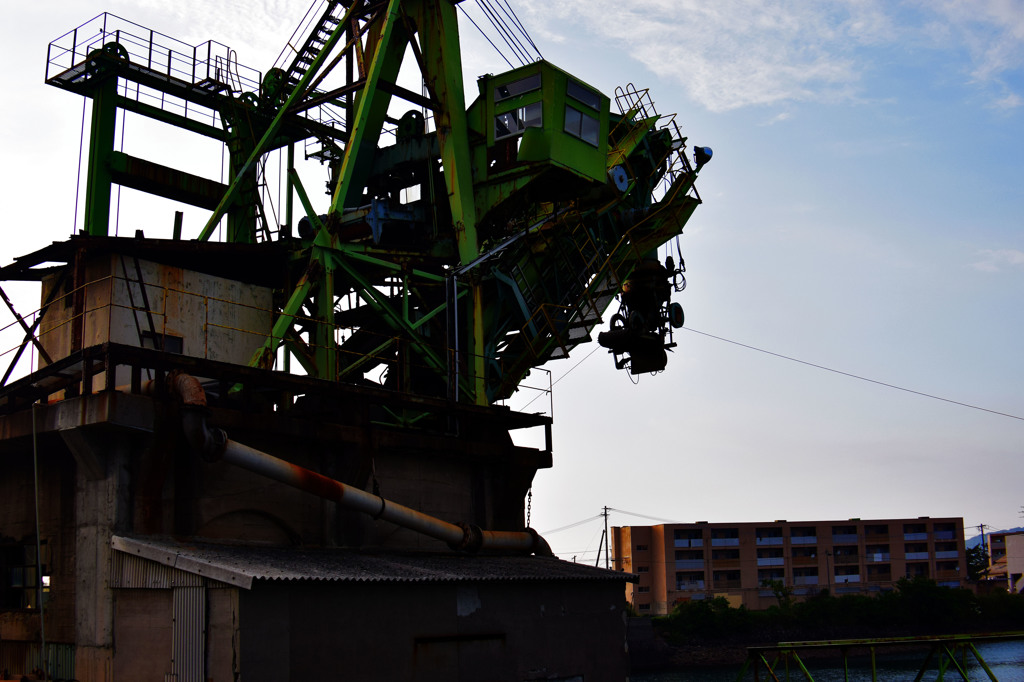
[168,371,552,556]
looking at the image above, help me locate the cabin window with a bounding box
[564,106,599,146]
[567,79,601,110]
[493,73,541,102]
[494,102,542,140]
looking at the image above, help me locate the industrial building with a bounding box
[0,0,708,679]
[612,517,967,614]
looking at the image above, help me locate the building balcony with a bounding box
[936,569,961,580]
[675,560,705,570]
[790,536,817,545]
[834,575,861,584]
[676,580,706,590]
[674,539,703,548]
[904,532,928,541]
[713,580,741,589]
[711,538,740,547]
[868,572,892,582]
[756,537,784,546]
[793,576,819,586]
[866,553,891,562]
[834,554,860,565]
[791,556,817,566]
[935,551,959,559]
[832,534,859,543]
[756,558,784,567]
[711,558,740,568]
[934,531,955,540]
[905,552,929,560]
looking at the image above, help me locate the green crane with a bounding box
[45,0,710,407]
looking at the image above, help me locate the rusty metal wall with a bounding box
[0,641,75,679]
[172,585,206,682]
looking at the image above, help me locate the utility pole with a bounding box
[603,506,610,570]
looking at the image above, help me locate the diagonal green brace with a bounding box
[198,2,362,241]
[327,250,446,375]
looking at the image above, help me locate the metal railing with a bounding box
[45,13,262,127]
[739,632,1024,682]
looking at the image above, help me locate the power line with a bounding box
[682,327,1024,422]
[608,507,681,524]
[541,513,603,535]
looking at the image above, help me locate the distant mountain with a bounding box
[966,527,1024,548]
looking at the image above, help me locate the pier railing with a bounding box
[738,631,1024,682]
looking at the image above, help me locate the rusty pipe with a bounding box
[166,373,551,556]
[214,439,551,555]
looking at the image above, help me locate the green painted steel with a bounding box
[738,632,1024,682]
[45,1,707,406]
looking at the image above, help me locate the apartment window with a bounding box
[493,73,541,102]
[905,542,929,560]
[834,565,860,583]
[674,529,703,548]
[638,603,651,611]
[712,570,741,588]
[756,527,784,545]
[832,525,858,543]
[793,567,819,586]
[790,544,815,561]
[864,524,889,539]
[906,562,929,578]
[675,571,705,590]
[711,549,739,562]
[757,548,784,567]
[711,528,740,546]
[637,566,649,573]
[790,527,817,545]
[867,564,892,582]
[495,103,542,140]
[635,544,649,551]
[865,544,891,562]
[903,523,928,541]
[832,546,859,565]
[637,586,651,593]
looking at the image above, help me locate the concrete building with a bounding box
[982,530,1024,593]
[0,239,632,680]
[612,517,967,614]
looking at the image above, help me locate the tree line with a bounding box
[654,577,1024,644]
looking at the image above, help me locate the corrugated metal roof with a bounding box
[112,535,636,591]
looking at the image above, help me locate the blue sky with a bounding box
[1,1,1022,563]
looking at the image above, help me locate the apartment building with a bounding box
[612,517,966,614]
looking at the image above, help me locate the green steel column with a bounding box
[417,0,485,403]
[83,77,118,236]
[314,253,337,380]
[328,0,407,212]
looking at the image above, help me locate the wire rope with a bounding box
[478,0,534,65]
[474,0,531,66]
[457,4,515,69]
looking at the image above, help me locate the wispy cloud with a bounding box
[515,0,1024,112]
[970,249,1024,272]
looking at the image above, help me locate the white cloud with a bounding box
[970,249,1024,272]
[515,0,1024,112]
